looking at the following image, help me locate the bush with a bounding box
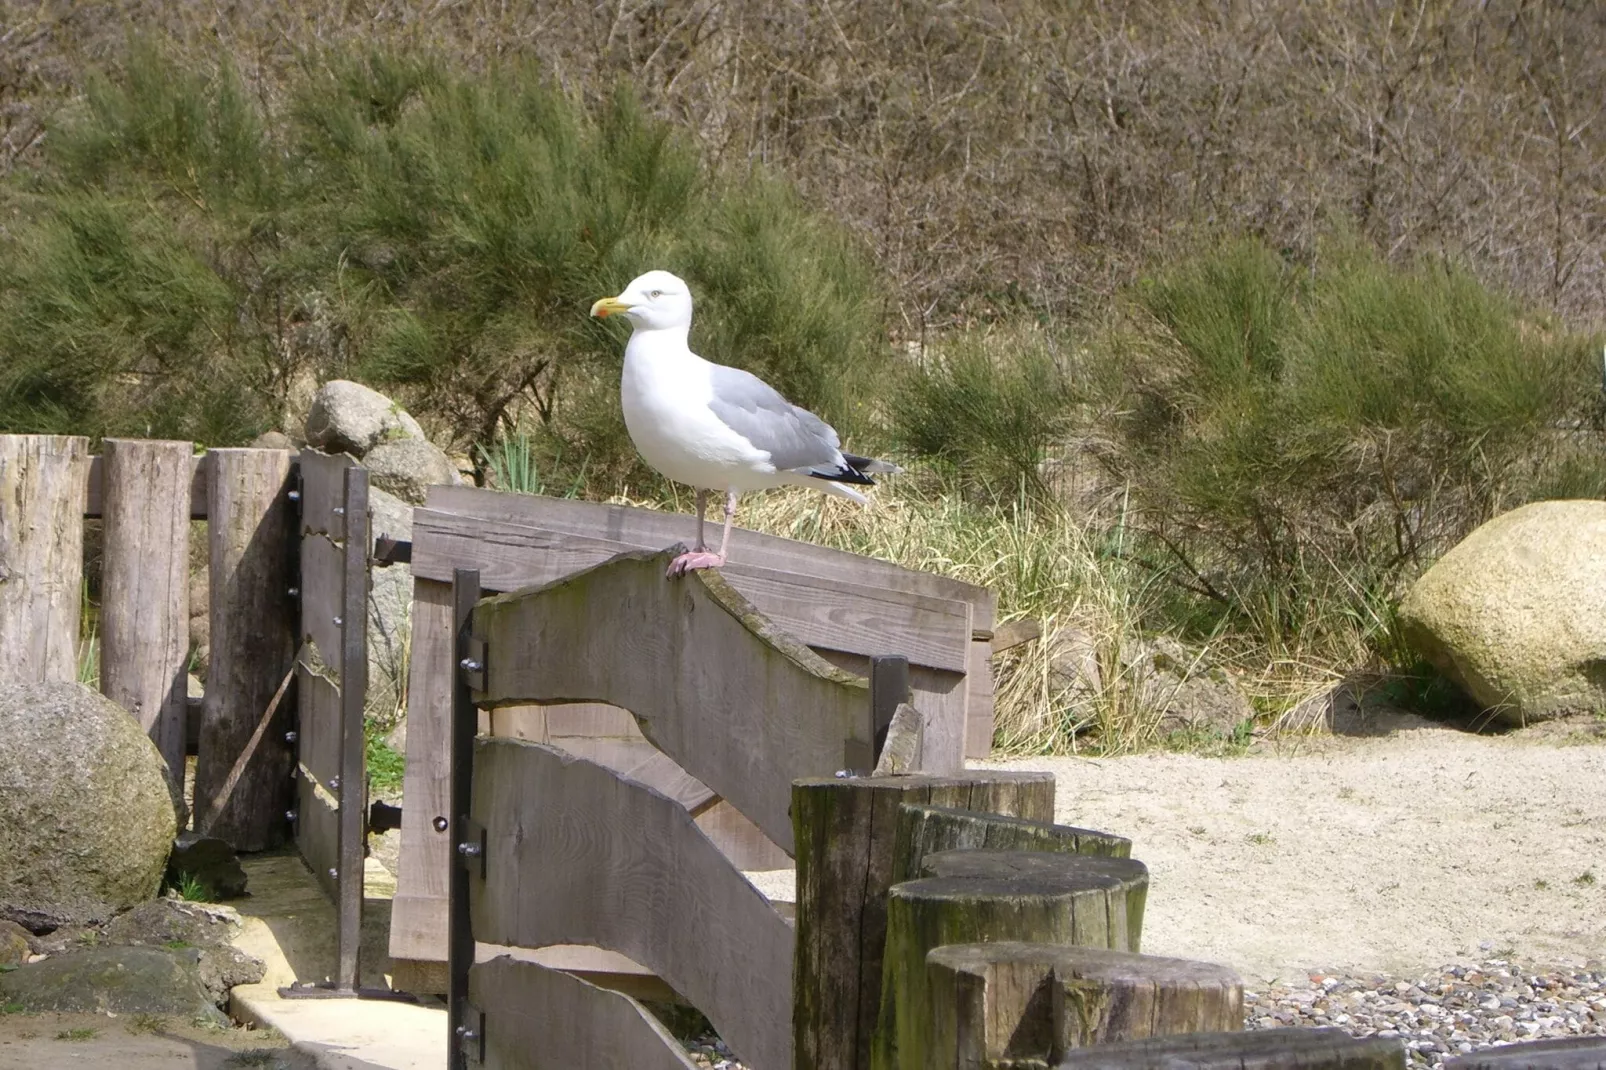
[1096,234,1605,655]
[0,43,882,485]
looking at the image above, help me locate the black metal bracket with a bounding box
[368,799,403,835]
[454,998,486,1063]
[372,534,412,567]
[457,816,486,880]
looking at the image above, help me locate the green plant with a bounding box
[56,1028,97,1041]
[170,872,211,902]
[1,1002,23,1015]
[126,1014,166,1035]
[1576,870,1597,886]
[365,730,406,796]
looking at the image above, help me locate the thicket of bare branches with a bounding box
[2,0,1602,328]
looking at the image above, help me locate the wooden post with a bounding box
[925,943,1242,1068]
[893,804,1132,885]
[448,567,482,1070]
[791,771,1055,1070]
[195,448,298,851]
[0,435,90,685]
[99,438,193,782]
[1055,1028,1407,1069]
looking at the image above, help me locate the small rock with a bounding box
[165,833,249,900]
[0,920,31,965]
[249,430,297,452]
[304,380,425,458]
[0,945,227,1023]
[363,437,462,506]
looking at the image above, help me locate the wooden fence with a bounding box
[0,434,371,994]
[388,484,999,990]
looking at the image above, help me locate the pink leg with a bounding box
[667,488,738,577]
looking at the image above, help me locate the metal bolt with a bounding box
[457,841,482,858]
[333,506,345,516]
[455,1025,479,1041]
[459,658,483,673]
[285,810,298,822]
[328,868,338,881]
[287,489,301,502]
[287,587,299,598]
[284,730,298,744]
[329,776,341,792]
[834,769,852,778]
[333,615,343,627]
[432,816,449,833]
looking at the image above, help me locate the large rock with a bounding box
[363,436,462,505]
[1128,636,1255,737]
[0,945,227,1022]
[0,682,178,932]
[367,486,415,725]
[102,899,264,1006]
[0,920,31,965]
[303,380,424,458]
[1399,500,1606,726]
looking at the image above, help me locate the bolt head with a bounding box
[285,810,298,822]
[284,730,298,743]
[333,506,345,515]
[459,658,482,672]
[328,867,338,880]
[329,776,341,792]
[287,489,301,502]
[333,616,343,627]
[432,816,449,832]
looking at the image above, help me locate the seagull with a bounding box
[591,270,900,577]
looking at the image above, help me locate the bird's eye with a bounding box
[649,290,663,298]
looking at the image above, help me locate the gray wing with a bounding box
[706,364,845,472]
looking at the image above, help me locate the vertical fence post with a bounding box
[196,448,298,851]
[100,439,193,786]
[448,567,483,1070]
[335,465,370,991]
[869,655,910,768]
[0,435,90,686]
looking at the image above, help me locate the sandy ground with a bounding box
[0,1012,315,1070]
[989,718,1606,986]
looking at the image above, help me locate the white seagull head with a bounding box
[590,270,693,331]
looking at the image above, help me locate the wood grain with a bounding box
[425,484,994,615]
[893,804,1132,886]
[295,661,342,790]
[816,651,969,774]
[1053,1027,1407,1069]
[413,508,972,673]
[965,638,995,758]
[790,773,1056,1070]
[99,438,192,780]
[925,942,1243,1067]
[0,435,90,685]
[468,955,699,1070]
[297,772,339,903]
[299,533,346,677]
[388,578,456,964]
[196,448,297,851]
[473,549,876,854]
[469,739,794,1070]
[298,448,356,538]
[83,451,209,519]
[877,851,1151,1070]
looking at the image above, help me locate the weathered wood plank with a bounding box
[296,773,339,902]
[388,579,457,964]
[84,451,210,519]
[791,773,1056,1070]
[1054,1028,1407,1069]
[473,549,875,854]
[816,651,969,774]
[299,533,345,673]
[196,449,298,851]
[425,484,993,615]
[965,638,995,758]
[99,438,192,781]
[893,804,1132,886]
[878,851,1152,1070]
[693,799,792,872]
[413,508,972,673]
[469,739,793,1070]
[925,943,1243,1068]
[469,955,699,1070]
[298,448,356,538]
[295,661,342,790]
[1444,1035,1606,1069]
[0,435,90,685]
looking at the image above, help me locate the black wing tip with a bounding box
[842,453,904,477]
[809,464,876,487]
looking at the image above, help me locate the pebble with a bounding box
[1246,961,1606,1069]
[682,960,1603,1069]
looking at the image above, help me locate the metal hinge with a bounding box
[456,816,486,880]
[459,638,487,693]
[372,534,412,567]
[455,999,485,1063]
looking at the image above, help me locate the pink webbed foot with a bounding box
[666,550,726,577]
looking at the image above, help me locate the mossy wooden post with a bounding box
[0,435,90,686]
[791,771,1055,1070]
[1054,1027,1407,1069]
[893,804,1132,884]
[195,448,297,851]
[100,438,193,782]
[925,943,1242,1068]
[875,850,1150,1070]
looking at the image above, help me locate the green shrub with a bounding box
[0,43,882,483]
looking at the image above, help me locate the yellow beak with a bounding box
[590,296,632,319]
